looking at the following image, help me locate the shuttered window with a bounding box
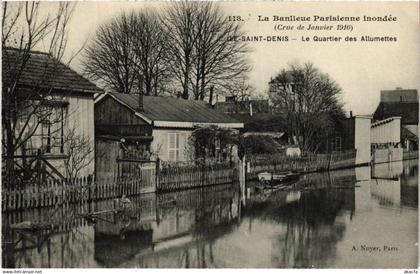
[215,137,221,160]
[168,133,180,161]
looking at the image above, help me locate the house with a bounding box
[94,92,243,178]
[267,77,299,110]
[214,95,270,115]
[213,95,289,153]
[373,88,418,151]
[2,48,101,180]
[370,117,403,163]
[229,113,288,154]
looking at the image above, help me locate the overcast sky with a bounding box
[29,1,420,115]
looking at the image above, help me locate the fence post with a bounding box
[328,153,333,171]
[155,158,160,192]
[239,156,246,206]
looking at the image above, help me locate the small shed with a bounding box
[94,92,243,179]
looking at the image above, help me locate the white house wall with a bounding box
[370,178,401,206]
[67,95,95,176]
[371,117,401,144]
[354,116,371,165]
[373,147,403,164]
[12,95,95,178]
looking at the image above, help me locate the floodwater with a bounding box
[2,160,418,268]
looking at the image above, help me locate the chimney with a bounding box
[209,86,214,106]
[138,75,144,111]
[350,110,353,118]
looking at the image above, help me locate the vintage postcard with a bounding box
[1,0,419,271]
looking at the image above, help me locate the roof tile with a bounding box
[2,48,101,93]
[373,102,418,124]
[108,92,242,125]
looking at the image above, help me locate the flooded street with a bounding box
[2,160,418,268]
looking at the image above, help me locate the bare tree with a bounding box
[161,1,200,99]
[222,76,255,103]
[162,2,251,100]
[190,2,250,100]
[83,3,251,99]
[82,12,138,94]
[131,10,172,96]
[270,62,345,152]
[2,2,77,185]
[82,10,171,96]
[62,127,94,183]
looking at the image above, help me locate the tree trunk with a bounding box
[154,75,158,96]
[182,58,190,99]
[145,73,152,96]
[194,73,201,100]
[4,98,16,187]
[199,62,206,101]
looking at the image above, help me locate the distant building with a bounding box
[370,117,403,164]
[213,96,270,115]
[267,77,301,111]
[214,95,288,152]
[373,88,418,151]
[371,117,401,146]
[380,89,418,103]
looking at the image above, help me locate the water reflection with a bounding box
[371,160,418,208]
[2,160,418,268]
[93,185,240,268]
[225,170,356,268]
[401,160,419,207]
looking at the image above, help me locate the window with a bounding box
[41,119,51,153]
[330,136,342,152]
[40,106,66,154]
[168,133,180,161]
[215,137,221,160]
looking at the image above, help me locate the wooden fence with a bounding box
[2,175,153,211]
[157,162,237,192]
[2,161,238,211]
[329,150,357,170]
[2,150,360,211]
[246,150,357,180]
[403,150,418,160]
[247,154,328,180]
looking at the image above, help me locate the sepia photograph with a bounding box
[1,0,419,270]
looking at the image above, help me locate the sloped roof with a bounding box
[402,127,418,141]
[373,102,418,125]
[229,113,286,132]
[98,92,243,128]
[380,89,418,103]
[2,48,101,93]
